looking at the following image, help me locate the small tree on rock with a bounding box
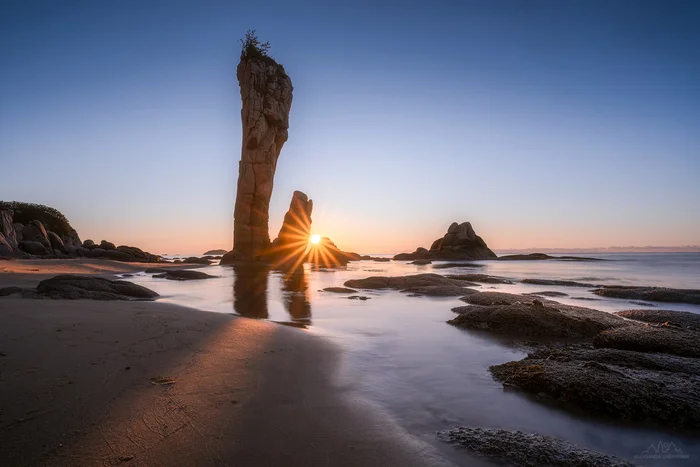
[240,30,271,60]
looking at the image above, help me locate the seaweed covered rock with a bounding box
[616,309,700,330]
[345,273,478,290]
[593,325,700,358]
[152,270,217,281]
[592,286,700,305]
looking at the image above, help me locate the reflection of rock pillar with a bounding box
[281,267,311,321]
[233,56,293,259]
[232,263,270,319]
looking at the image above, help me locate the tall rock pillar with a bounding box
[233,54,293,259]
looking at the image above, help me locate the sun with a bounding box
[310,234,321,245]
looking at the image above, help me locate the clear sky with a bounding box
[1,0,699,255]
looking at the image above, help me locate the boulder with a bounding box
[35,275,159,300]
[89,248,106,258]
[233,50,294,259]
[323,287,358,293]
[0,210,18,249]
[182,256,212,265]
[102,250,135,262]
[18,240,50,256]
[0,234,14,256]
[47,231,67,253]
[153,270,217,281]
[393,221,497,261]
[82,239,96,249]
[100,240,116,250]
[401,285,479,297]
[409,259,432,265]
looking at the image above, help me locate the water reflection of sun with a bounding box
[310,234,321,245]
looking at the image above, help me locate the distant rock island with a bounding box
[202,249,228,255]
[394,222,497,261]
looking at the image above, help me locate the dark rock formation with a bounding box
[323,287,357,293]
[18,240,50,256]
[203,249,228,255]
[592,286,700,305]
[0,210,18,249]
[394,221,497,261]
[450,293,626,338]
[490,347,700,432]
[220,249,245,265]
[266,191,312,267]
[307,237,360,268]
[616,309,700,330]
[99,240,116,251]
[409,259,432,265]
[437,427,634,467]
[498,253,604,261]
[593,325,700,358]
[233,49,293,259]
[432,262,484,269]
[521,278,596,287]
[348,295,371,301]
[153,270,217,281]
[401,285,478,297]
[344,273,479,290]
[182,257,213,265]
[526,291,568,297]
[0,275,159,300]
[446,274,513,284]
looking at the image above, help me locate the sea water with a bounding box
[128,253,700,465]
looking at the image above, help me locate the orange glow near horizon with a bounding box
[310,234,321,245]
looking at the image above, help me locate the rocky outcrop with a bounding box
[0,206,161,262]
[593,325,700,358]
[344,273,479,290]
[498,253,604,261]
[437,427,635,467]
[307,237,360,268]
[490,346,700,432]
[616,309,700,330]
[233,51,293,259]
[450,298,626,338]
[394,221,497,261]
[152,270,217,281]
[266,191,313,267]
[592,286,700,305]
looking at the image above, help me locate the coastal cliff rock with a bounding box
[394,221,497,261]
[233,49,293,259]
[0,202,161,262]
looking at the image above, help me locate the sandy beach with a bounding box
[0,259,451,467]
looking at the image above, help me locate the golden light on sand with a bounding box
[310,234,321,245]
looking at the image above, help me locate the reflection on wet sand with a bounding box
[232,263,270,319]
[232,263,312,323]
[280,267,311,321]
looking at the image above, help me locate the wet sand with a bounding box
[0,260,452,466]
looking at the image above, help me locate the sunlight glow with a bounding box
[310,234,321,245]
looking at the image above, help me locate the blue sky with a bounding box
[1,0,698,254]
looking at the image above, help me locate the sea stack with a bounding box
[268,191,313,267]
[233,42,294,260]
[394,221,497,261]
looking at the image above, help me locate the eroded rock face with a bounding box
[266,191,312,267]
[233,54,293,259]
[0,210,18,249]
[394,221,497,261]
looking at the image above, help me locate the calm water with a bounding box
[129,253,700,465]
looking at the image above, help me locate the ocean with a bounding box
[129,252,700,465]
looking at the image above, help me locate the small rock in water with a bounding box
[348,295,371,301]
